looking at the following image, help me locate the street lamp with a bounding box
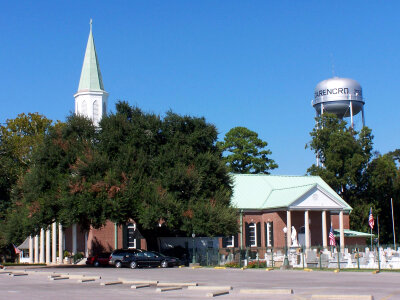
[192,233,196,264]
[283,227,289,268]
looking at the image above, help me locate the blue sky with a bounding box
[1,1,399,174]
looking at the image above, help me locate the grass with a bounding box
[2,263,47,266]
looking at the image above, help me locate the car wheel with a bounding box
[115,261,122,268]
[161,260,168,268]
[130,261,137,269]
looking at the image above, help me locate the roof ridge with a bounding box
[270,183,316,192]
[231,173,320,178]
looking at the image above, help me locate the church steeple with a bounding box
[77,19,104,92]
[74,20,108,127]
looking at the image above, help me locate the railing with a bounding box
[188,244,400,270]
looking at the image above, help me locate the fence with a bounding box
[188,244,400,270]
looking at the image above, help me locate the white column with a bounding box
[84,231,88,257]
[72,223,77,255]
[322,211,327,249]
[339,211,345,253]
[34,235,39,263]
[286,210,291,248]
[52,222,57,263]
[45,227,51,263]
[28,236,33,263]
[58,224,63,264]
[305,211,310,250]
[39,228,45,263]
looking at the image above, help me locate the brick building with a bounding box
[220,174,369,252]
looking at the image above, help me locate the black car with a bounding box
[109,249,143,268]
[112,249,179,269]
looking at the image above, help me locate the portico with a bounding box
[27,222,65,264]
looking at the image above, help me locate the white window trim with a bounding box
[127,224,137,249]
[266,222,271,247]
[226,235,235,248]
[249,223,257,247]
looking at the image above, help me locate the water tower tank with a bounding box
[312,77,365,126]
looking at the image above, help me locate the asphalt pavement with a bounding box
[0,265,399,299]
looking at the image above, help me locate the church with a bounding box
[19,23,370,264]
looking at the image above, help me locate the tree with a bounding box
[9,102,238,246]
[306,114,373,202]
[306,114,400,243]
[364,152,400,243]
[0,113,53,247]
[217,126,278,174]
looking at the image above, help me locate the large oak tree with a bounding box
[6,102,238,246]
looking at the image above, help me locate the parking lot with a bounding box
[1,265,400,299]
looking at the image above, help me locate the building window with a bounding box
[249,223,257,247]
[127,223,137,249]
[226,236,234,248]
[93,100,99,123]
[266,222,272,247]
[81,100,87,116]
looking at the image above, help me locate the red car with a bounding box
[86,253,111,267]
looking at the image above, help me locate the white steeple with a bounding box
[74,19,108,126]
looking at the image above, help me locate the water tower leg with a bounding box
[350,101,354,129]
[362,106,365,127]
[316,111,320,167]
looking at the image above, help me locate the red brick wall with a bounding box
[345,237,367,246]
[87,220,116,255]
[86,221,147,255]
[64,225,87,254]
[331,214,350,229]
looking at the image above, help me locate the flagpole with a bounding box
[370,227,372,249]
[391,198,396,249]
[369,207,373,249]
[377,215,380,249]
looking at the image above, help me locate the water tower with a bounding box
[312,77,365,128]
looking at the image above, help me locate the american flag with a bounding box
[12,244,21,254]
[368,208,374,229]
[329,225,336,246]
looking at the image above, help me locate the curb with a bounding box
[240,288,293,294]
[188,286,232,290]
[206,290,230,297]
[156,286,183,292]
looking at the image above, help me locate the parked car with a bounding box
[86,252,111,267]
[161,246,189,266]
[109,249,179,269]
[109,249,143,268]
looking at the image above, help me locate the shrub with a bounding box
[247,260,267,268]
[224,261,239,268]
[73,252,84,260]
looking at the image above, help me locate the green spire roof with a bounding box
[77,20,105,92]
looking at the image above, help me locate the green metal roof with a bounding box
[231,174,352,211]
[77,21,105,92]
[333,229,373,238]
